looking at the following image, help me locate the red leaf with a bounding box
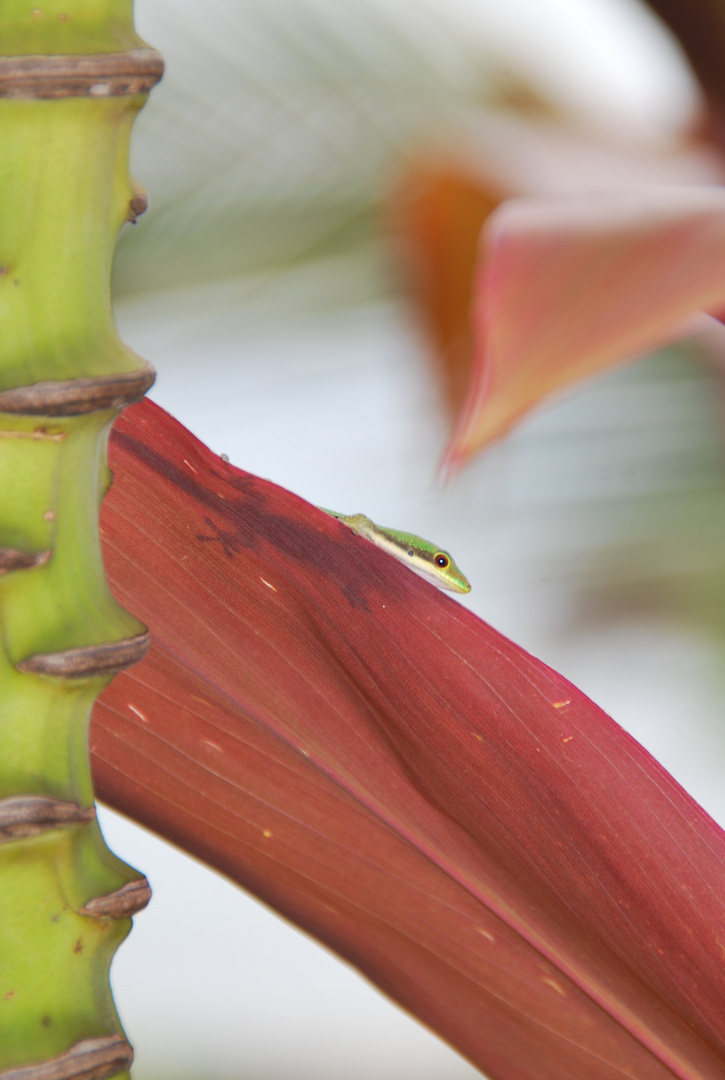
[93,399,725,1079]
[391,115,725,439]
[444,187,725,468]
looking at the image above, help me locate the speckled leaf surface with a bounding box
[92,399,725,1080]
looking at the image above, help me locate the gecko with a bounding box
[321,510,471,594]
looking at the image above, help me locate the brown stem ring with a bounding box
[0,363,156,417]
[17,632,150,679]
[0,49,163,99]
[0,795,95,840]
[0,1036,133,1080]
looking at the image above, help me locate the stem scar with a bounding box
[0,428,66,441]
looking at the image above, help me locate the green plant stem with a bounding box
[0,3,160,1075]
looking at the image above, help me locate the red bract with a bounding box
[93,399,725,1079]
[444,187,725,469]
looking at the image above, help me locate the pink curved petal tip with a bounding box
[447,186,725,465]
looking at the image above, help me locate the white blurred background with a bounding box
[102,0,725,1076]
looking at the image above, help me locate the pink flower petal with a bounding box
[446,187,725,467]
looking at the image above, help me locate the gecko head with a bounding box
[385,528,472,594]
[406,545,471,593]
[429,549,472,593]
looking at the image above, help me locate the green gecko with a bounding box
[321,509,471,594]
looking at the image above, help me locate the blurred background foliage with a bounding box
[116,0,725,657]
[117,0,699,296]
[115,0,517,297]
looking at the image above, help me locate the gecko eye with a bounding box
[407,549,414,557]
[434,552,450,569]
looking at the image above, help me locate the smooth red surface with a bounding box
[445,187,725,467]
[93,399,725,1079]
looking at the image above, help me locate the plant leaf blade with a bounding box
[93,400,725,1079]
